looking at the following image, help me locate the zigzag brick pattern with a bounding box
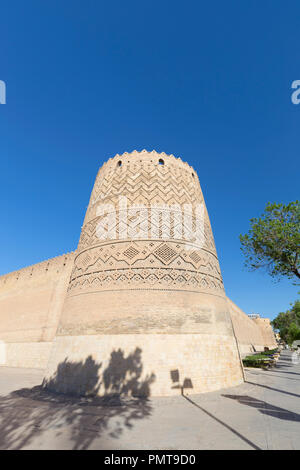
[69,150,223,296]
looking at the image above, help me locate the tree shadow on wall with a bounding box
[0,347,155,450]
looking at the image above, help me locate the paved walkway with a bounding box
[0,351,299,449]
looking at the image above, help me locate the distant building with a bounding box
[248,313,261,319]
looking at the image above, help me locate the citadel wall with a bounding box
[0,258,272,369]
[0,253,74,368]
[227,298,265,357]
[0,150,277,397]
[0,253,276,372]
[253,317,277,350]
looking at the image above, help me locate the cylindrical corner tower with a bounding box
[44,150,244,396]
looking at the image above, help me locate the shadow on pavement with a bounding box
[0,347,155,450]
[223,395,300,422]
[245,381,300,398]
[182,394,261,450]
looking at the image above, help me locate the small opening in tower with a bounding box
[192,173,194,177]
[158,159,164,165]
[117,161,122,167]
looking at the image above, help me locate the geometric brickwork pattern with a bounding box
[68,240,223,294]
[68,150,225,296]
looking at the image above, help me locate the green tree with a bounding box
[272,311,293,342]
[240,201,300,282]
[292,299,300,323]
[272,299,300,344]
[287,322,300,345]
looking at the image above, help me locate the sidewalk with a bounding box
[0,351,299,449]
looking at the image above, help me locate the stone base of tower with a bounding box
[43,334,244,397]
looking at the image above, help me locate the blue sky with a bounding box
[0,1,299,319]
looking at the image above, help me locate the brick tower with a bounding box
[44,150,244,396]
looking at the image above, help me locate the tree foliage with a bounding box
[271,300,300,344]
[240,201,300,282]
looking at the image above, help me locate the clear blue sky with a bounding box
[0,1,299,319]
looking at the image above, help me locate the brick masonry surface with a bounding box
[0,150,276,394]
